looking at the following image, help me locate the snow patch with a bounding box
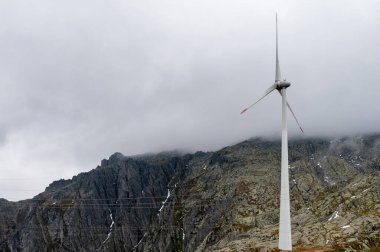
[324,176,336,185]
[102,209,115,244]
[158,189,171,216]
[328,211,339,221]
[132,232,147,250]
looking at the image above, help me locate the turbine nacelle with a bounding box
[275,80,291,90]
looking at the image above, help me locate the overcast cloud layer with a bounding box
[0,0,379,200]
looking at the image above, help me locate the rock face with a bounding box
[0,135,380,251]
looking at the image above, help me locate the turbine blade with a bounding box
[240,84,276,114]
[286,101,304,133]
[275,13,282,82]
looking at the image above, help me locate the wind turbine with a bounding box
[240,14,303,251]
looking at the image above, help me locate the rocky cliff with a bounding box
[0,135,379,251]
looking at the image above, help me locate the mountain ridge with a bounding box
[0,134,379,251]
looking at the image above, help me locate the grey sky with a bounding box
[0,0,379,200]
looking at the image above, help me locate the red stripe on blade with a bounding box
[240,108,248,114]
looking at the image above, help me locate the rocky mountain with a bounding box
[0,134,379,251]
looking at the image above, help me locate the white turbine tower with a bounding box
[240,14,303,251]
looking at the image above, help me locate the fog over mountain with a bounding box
[0,0,379,200]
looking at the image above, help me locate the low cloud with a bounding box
[0,0,379,200]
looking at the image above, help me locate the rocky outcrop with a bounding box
[0,153,187,252]
[137,135,380,252]
[0,134,379,251]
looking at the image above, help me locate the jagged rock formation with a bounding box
[0,135,379,251]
